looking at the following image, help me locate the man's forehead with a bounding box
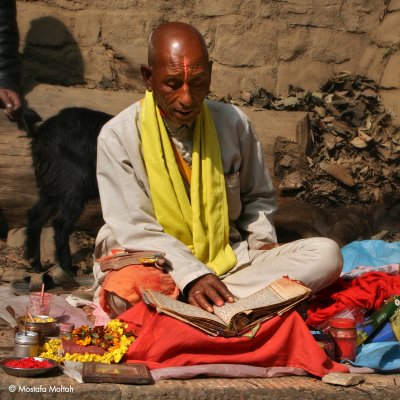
[153,53,208,70]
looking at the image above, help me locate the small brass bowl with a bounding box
[17,315,57,343]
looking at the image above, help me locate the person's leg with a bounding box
[222,237,342,299]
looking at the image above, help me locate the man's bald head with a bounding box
[148,22,209,67]
[141,22,212,125]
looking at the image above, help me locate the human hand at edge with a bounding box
[187,273,235,313]
[0,88,22,121]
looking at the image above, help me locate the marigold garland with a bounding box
[39,319,135,364]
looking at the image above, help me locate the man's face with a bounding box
[143,45,212,125]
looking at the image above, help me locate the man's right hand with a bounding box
[0,88,22,121]
[187,273,235,313]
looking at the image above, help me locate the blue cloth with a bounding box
[350,342,400,372]
[341,240,400,273]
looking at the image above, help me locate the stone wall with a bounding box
[17,0,400,122]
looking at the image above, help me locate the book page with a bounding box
[142,290,225,325]
[213,285,284,325]
[213,278,311,326]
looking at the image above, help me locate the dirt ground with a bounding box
[0,231,95,282]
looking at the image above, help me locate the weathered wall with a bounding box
[16,0,400,121]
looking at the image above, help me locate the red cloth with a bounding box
[119,302,348,377]
[306,272,400,327]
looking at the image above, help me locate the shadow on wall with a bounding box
[21,16,84,94]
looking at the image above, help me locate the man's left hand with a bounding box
[187,273,234,313]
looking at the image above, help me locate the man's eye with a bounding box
[166,81,181,89]
[189,77,207,87]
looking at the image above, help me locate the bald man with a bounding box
[94,22,343,317]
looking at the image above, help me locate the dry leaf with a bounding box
[350,137,368,148]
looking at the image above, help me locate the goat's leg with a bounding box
[52,203,85,276]
[25,199,55,273]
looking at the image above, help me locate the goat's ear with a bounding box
[140,64,153,91]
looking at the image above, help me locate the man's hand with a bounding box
[187,273,235,313]
[0,88,22,121]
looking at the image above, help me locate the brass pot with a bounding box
[17,315,57,344]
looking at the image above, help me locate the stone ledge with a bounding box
[1,369,400,400]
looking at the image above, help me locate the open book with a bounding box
[141,277,311,337]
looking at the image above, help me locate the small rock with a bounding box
[6,228,26,248]
[322,372,364,386]
[279,170,307,191]
[240,91,252,103]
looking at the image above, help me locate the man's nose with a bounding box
[177,83,193,107]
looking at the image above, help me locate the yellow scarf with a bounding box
[140,91,236,275]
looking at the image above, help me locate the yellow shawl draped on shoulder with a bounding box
[140,91,236,275]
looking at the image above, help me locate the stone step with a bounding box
[237,106,310,182]
[25,84,311,185]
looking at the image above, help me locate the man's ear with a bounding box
[140,64,153,91]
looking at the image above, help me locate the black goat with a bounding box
[24,107,113,275]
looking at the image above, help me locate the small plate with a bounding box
[0,357,58,377]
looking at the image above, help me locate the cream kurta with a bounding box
[95,99,276,289]
[94,99,342,303]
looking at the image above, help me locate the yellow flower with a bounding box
[39,319,135,364]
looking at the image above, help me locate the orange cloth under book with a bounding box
[99,264,180,315]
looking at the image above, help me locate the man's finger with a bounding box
[190,290,213,313]
[188,291,201,308]
[211,281,234,304]
[204,286,226,307]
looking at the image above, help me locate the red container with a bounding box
[329,318,357,361]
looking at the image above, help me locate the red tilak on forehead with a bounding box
[183,56,189,81]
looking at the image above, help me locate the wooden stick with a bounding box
[24,307,30,330]
[40,283,45,305]
[27,311,35,323]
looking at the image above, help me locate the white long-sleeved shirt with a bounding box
[94,99,277,292]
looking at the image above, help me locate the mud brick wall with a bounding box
[17,0,400,122]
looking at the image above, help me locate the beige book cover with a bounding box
[141,277,311,337]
